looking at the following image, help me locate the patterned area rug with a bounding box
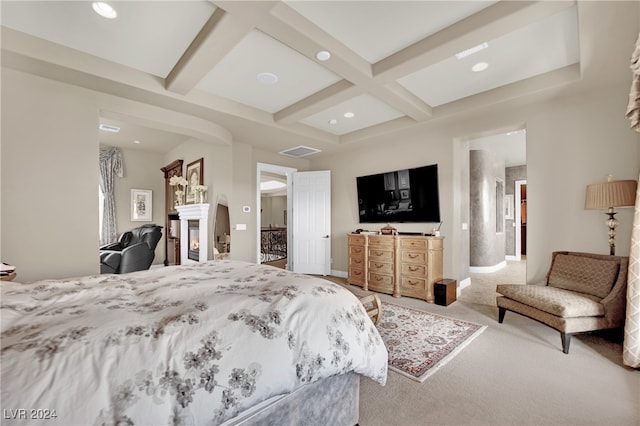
[377,303,487,382]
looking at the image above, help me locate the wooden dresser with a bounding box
[347,233,444,303]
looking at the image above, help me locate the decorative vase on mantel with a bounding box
[175,189,184,208]
[196,189,207,204]
[193,185,208,204]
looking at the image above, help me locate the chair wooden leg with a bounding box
[560,332,571,354]
[498,307,506,323]
[359,293,382,325]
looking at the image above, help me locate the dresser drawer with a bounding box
[369,260,393,274]
[400,275,427,298]
[368,272,394,292]
[368,236,394,248]
[369,248,393,261]
[349,234,366,245]
[349,256,365,267]
[348,267,366,286]
[401,263,426,276]
[400,238,427,250]
[401,250,426,263]
[349,245,366,257]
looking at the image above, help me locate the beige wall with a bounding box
[310,83,640,284]
[111,146,166,265]
[1,69,100,281]
[261,196,286,228]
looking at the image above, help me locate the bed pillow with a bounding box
[548,254,619,299]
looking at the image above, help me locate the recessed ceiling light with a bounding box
[328,119,338,125]
[133,140,141,144]
[455,42,488,59]
[316,50,331,61]
[92,2,117,19]
[344,112,355,118]
[99,124,120,133]
[257,72,278,85]
[472,62,489,72]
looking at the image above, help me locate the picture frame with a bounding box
[400,189,409,199]
[186,158,204,203]
[131,189,152,221]
[504,194,514,220]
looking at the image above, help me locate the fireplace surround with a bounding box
[176,204,209,264]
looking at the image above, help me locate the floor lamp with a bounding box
[585,175,637,255]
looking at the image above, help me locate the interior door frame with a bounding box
[256,162,296,270]
[514,179,527,261]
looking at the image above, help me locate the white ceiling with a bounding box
[0,1,633,158]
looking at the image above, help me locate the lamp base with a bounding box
[604,209,618,256]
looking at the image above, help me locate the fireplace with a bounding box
[176,204,209,264]
[188,220,200,261]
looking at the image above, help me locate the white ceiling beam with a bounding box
[373,0,576,82]
[262,2,433,123]
[274,80,359,124]
[165,6,257,95]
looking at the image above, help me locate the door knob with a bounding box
[323,235,330,238]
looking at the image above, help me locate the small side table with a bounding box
[434,279,457,306]
[1,270,17,281]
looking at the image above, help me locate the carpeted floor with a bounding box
[459,258,527,306]
[319,261,638,426]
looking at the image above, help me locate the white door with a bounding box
[292,170,331,275]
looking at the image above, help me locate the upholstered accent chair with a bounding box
[100,224,163,274]
[496,251,628,354]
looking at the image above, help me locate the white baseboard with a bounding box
[332,269,348,278]
[469,261,506,274]
[458,277,470,297]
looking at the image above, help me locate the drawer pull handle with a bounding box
[354,259,362,264]
[409,266,419,272]
[409,254,419,259]
[354,248,362,253]
[375,263,383,268]
[409,280,419,286]
[375,276,384,281]
[375,251,384,256]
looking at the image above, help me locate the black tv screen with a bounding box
[356,164,440,223]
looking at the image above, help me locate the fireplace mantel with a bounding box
[176,204,209,264]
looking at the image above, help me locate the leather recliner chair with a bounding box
[100,224,163,274]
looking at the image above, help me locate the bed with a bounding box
[1,260,387,425]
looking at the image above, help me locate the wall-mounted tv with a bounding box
[356,163,440,223]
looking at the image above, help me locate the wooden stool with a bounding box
[359,293,382,325]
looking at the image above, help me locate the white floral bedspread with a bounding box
[1,260,387,425]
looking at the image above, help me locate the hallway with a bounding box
[458,258,527,306]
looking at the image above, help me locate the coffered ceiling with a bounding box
[0,1,632,156]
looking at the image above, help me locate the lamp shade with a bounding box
[585,179,637,209]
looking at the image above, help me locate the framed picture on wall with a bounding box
[504,194,514,220]
[186,158,204,203]
[131,189,152,221]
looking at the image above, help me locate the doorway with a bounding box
[515,180,527,260]
[466,129,527,292]
[255,163,332,275]
[256,163,295,270]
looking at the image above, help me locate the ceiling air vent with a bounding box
[279,146,321,158]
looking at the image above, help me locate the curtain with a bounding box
[623,32,640,368]
[99,146,123,245]
[626,32,640,131]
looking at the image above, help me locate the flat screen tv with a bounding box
[356,163,440,223]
